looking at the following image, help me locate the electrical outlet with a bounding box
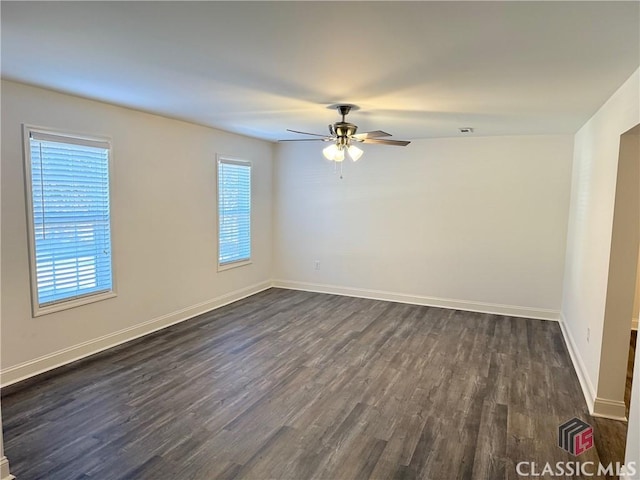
[587,328,590,343]
[314,260,320,270]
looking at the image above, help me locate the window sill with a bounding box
[218,259,252,272]
[33,290,117,317]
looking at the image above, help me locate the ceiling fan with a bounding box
[279,104,410,162]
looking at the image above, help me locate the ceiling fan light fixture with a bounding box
[347,145,363,162]
[280,104,410,173]
[322,144,339,160]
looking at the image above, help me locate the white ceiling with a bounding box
[2,1,639,141]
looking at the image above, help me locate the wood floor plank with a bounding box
[1,288,629,479]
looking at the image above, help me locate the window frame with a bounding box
[216,155,252,272]
[22,124,117,317]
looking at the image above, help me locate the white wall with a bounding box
[560,68,640,416]
[274,135,573,318]
[0,80,14,479]
[0,80,273,385]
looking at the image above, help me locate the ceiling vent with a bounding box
[459,127,474,134]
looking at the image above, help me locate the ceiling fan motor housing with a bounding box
[334,122,357,147]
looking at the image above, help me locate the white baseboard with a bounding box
[0,279,562,388]
[0,456,14,480]
[272,280,560,321]
[558,313,597,415]
[557,314,628,421]
[0,280,272,388]
[592,397,628,422]
[633,317,638,330]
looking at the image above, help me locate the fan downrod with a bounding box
[337,104,352,121]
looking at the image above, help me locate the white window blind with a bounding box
[218,158,251,267]
[25,127,114,312]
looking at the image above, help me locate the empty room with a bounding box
[1,2,639,479]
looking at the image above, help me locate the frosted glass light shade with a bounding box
[323,144,339,160]
[348,145,363,161]
[323,143,357,163]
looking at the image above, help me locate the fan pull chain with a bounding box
[332,160,344,179]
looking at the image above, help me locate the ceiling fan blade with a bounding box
[278,138,329,142]
[352,130,391,140]
[362,138,411,146]
[286,129,327,137]
[329,124,335,136]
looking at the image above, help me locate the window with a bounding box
[217,156,251,269]
[23,126,115,316]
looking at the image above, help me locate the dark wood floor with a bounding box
[1,289,628,479]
